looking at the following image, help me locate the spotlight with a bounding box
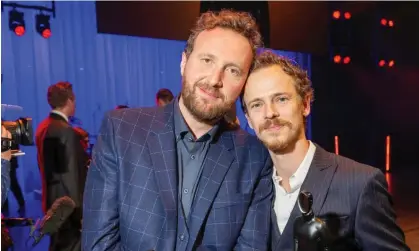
[388,20,394,27]
[36,13,51,39]
[343,56,351,64]
[378,60,386,67]
[9,9,25,36]
[332,11,341,20]
[388,60,395,67]
[333,55,342,64]
[344,12,351,20]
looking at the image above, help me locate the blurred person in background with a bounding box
[1,141,25,215]
[1,125,12,206]
[156,88,174,106]
[35,81,85,251]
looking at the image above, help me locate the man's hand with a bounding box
[1,125,12,161]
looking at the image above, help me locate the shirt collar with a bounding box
[51,110,69,122]
[173,97,219,142]
[272,141,316,193]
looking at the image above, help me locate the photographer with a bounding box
[1,126,12,206]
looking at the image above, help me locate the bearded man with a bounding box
[82,10,273,251]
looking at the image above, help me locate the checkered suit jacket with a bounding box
[82,102,273,251]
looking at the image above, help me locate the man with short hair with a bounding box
[242,50,409,251]
[83,10,273,251]
[156,88,174,106]
[35,82,85,251]
[1,126,12,206]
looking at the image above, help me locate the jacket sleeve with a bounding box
[82,111,120,250]
[354,169,410,251]
[235,156,273,251]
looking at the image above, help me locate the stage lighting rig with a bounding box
[329,8,353,65]
[36,13,51,39]
[8,9,25,36]
[1,1,55,37]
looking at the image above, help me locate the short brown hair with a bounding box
[156,88,174,103]
[184,10,263,58]
[241,50,314,112]
[47,81,74,109]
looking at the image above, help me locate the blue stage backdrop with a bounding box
[1,1,311,250]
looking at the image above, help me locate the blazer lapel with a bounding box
[300,145,337,214]
[147,102,178,231]
[277,144,337,250]
[188,129,235,243]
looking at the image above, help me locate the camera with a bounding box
[1,117,34,152]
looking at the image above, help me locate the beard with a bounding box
[181,78,235,123]
[258,117,303,154]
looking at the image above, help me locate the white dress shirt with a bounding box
[273,141,316,233]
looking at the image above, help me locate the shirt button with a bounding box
[184,188,189,194]
[190,155,195,160]
[179,234,185,241]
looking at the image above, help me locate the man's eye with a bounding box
[250,103,262,109]
[202,58,212,64]
[276,96,289,103]
[227,67,240,77]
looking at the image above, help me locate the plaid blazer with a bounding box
[82,101,273,251]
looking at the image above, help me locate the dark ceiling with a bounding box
[95,1,419,64]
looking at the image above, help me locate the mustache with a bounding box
[260,118,292,131]
[194,82,223,99]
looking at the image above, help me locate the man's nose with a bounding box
[265,103,279,119]
[208,68,223,87]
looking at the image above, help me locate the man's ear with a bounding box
[66,98,73,107]
[302,96,311,117]
[180,52,187,76]
[244,113,254,130]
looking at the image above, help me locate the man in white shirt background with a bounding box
[241,50,409,251]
